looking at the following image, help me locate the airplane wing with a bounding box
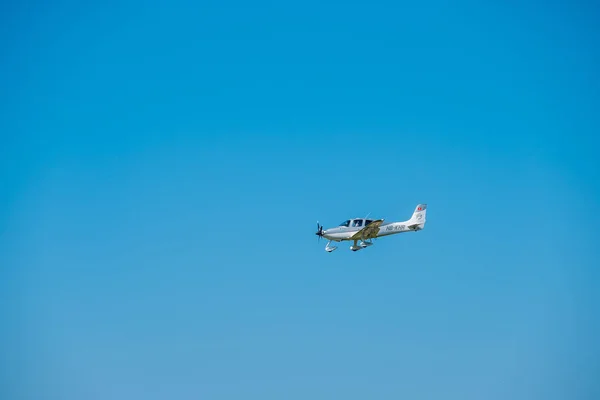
[350,219,384,240]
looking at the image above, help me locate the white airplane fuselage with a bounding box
[322,220,423,242]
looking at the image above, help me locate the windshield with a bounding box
[338,220,350,227]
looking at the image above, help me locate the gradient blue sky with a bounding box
[1,1,599,399]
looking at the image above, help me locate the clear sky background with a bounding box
[1,1,599,399]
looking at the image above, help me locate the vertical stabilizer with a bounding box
[408,204,427,228]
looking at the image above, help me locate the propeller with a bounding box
[315,221,324,241]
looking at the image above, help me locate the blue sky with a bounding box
[1,1,599,399]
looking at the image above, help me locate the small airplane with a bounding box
[315,204,427,252]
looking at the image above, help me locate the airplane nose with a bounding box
[316,223,324,237]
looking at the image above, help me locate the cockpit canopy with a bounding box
[338,219,374,228]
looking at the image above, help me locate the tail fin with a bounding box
[408,204,427,229]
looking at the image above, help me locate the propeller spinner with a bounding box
[315,222,324,240]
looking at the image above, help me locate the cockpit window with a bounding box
[352,219,363,227]
[365,219,373,226]
[338,220,350,227]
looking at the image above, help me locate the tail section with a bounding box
[408,204,427,230]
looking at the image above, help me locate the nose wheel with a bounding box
[325,241,338,252]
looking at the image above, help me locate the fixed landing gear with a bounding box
[350,238,373,251]
[325,241,338,252]
[325,238,374,252]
